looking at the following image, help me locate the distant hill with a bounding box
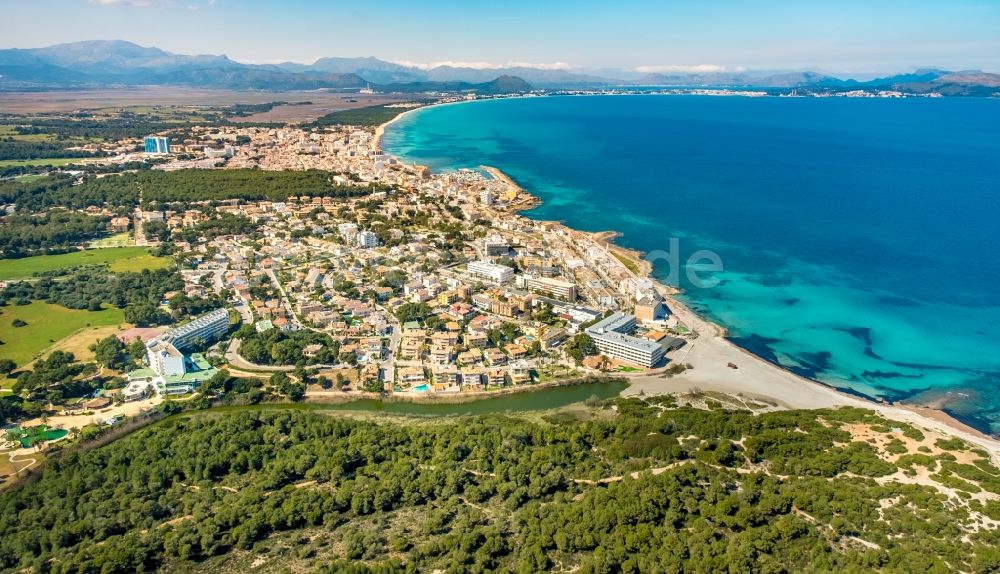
[421,66,606,87]
[0,40,365,90]
[0,49,87,85]
[379,74,532,95]
[304,57,425,84]
[865,68,950,86]
[0,40,996,95]
[634,71,854,88]
[852,69,1000,96]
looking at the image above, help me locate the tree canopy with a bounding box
[0,401,997,573]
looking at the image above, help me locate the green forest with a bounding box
[1,266,183,321]
[131,169,387,206]
[0,140,100,162]
[312,104,421,127]
[0,169,391,215]
[0,211,110,258]
[234,324,340,366]
[1,400,998,573]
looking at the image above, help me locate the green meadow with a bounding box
[0,158,86,168]
[0,247,169,280]
[0,302,126,369]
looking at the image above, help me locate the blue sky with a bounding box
[3,0,999,74]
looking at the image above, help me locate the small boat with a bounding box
[727,362,738,369]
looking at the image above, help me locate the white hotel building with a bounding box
[356,230,379,248]
[585,312,665,368]
[466,260,515,284]
[163,308,231,352]
[135,308,230,395]
[525,276,577,301]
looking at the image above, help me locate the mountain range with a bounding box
[1,40,999,95]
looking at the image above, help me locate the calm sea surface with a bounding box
[383,95,1000,434]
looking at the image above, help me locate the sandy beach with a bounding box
[373,101,1000,463]
[372,97,501,150]
[372,107,415,150]
[621,288,1000,462]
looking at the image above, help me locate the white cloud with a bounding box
[391,60,575,71]
[634,64,746,74]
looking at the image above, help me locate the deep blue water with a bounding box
[383,95,1000,434]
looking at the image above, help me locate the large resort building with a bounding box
[585,312,666,368]
[524,276,577,301]
[157,308,230,353]
[467,260,515,284]
[143,136,171,154]
[124,309,229,398]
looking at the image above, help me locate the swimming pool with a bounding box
[411,384,430,392]
[6,426,69,448]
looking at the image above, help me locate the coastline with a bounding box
[372,97,486,150]
[372,106,419,151]
[373,101,1000,462]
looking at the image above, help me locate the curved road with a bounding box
[225,339,295,372]
[224,339,338,373]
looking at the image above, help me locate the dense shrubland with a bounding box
[0,400,997,573]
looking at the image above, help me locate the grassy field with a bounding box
[0,124,99,144]
[0,158,86,168]
[611,251,641,274]
[0,247,168,280]
[89,233,134,249]
[12,174,48,183]
[0,302,126,368]
[39,324,127,366]
[0,452,38,479]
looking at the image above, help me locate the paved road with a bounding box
[224,339,337,373]
[378,317,403,385]
[133,182,150,246]
[265,268,308,330]
[133,207,148,246]
[225,339,294,372]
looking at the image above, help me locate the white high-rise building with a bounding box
[146,340,186,377]
[526,276,577,301]
[483,234,509,257]
[338,222,358,242]
[167,308,230,351]
[356,230,379,249]
[145,308,229,375]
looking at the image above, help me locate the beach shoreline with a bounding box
[373,101,1000,461]
[372,107,418,151]
[373,97,492,150]
[372,103,436,150]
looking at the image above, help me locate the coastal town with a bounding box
[123,120,692,398]
[4,100,1000,464]
[3,4,1000,567]
[2,93,999,482]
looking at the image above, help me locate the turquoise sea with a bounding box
[383,95,1000,435]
